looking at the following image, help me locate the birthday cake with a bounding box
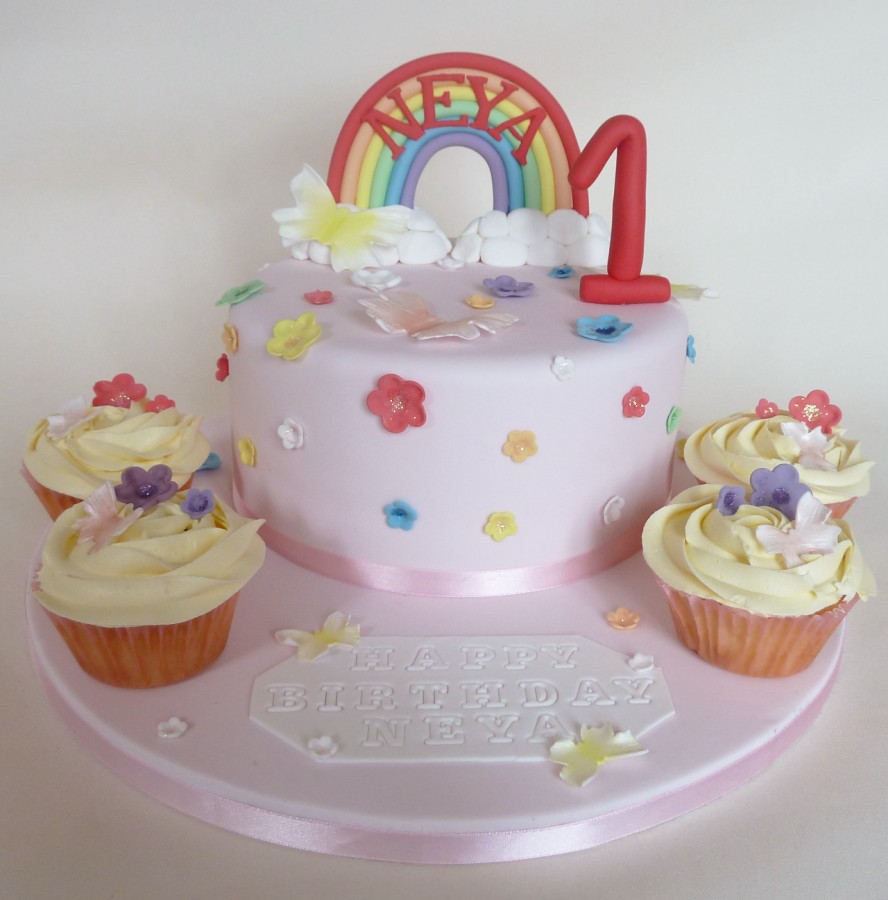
[26,52,875,864]
[223,53,694,595]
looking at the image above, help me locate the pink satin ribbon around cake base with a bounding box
[234,485,642,597]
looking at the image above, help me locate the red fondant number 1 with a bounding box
[569,115,671,304]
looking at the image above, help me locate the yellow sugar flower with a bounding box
[275,611,361,661]
[484,511,517,542]
[549,724,647,787]
[237,436,257,467]
[221,322,239,353]
[272,166,410,272]
[267,313,322,361]
[466,293,494,310]
[502,430,538,463]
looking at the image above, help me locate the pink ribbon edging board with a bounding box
[25,600,839,863]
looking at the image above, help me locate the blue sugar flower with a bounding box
[749,464,811,519]
[686,335,697,363]
[716,485,748,516]
[384,500,418,531]
[576,315,633,343]
[548,265,575,279]
[180,488,216,520]
[198,452,222,471]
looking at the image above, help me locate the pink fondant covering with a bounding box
[226,262,689,595]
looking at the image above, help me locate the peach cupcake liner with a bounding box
[827,497,856,518]
[656,579,857,678]
[22,464,195,521]
[42,593,240,688]
[21,466,80,520]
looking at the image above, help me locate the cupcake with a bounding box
[682,390,872,517]
[22,373,211,519]
[642,465,875,677]
[33,465,265,688]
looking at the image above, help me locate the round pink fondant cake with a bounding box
[227,263,689,596]
[223,51,694,598]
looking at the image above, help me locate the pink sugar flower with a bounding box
[92,373,147,408]
[366,374,427,433]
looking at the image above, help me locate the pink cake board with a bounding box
[24,422,843,865]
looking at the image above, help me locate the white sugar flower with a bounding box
[277,417,305,450]
[551,355,575,381]
[46,396,98,439]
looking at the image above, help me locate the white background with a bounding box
[3,1,887,896]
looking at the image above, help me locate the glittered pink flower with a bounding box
[92,373,147,408]
[622,386,650,418]
[304,289,334,305]
[788,389,842,434]
[366,374,426,433]
[145,394,175,412]
[755,398,779,419]
[215,353,229,382]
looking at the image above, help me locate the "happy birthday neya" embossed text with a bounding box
[249,636,675,763]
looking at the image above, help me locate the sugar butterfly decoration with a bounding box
[358,291,519,341]
[755,492,842,569]
[72,483,143,553]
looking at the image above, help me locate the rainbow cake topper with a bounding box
[320,53,671,304]
[328,52,586,216]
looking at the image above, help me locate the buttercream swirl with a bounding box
[36,494,265,627]
[24,405,211,499]
[642,484,874,616]
[682,412,871,505]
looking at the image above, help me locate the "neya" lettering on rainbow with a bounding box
[364,72,547,166]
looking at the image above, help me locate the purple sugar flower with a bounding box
[716,484,748,516]
[180,488,216,520]
[115,465,178,510]
[482,275,535,298]
[749,464,811,519]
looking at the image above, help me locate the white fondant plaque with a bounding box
[250,636,674,763]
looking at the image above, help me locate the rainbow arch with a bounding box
[328,53,588,216]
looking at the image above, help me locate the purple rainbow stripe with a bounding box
[390,129,516,212]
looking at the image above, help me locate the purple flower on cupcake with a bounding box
[180,488,216,520]
[115,465,179,510]
[716,485,748,516]
[749,464,811,519]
